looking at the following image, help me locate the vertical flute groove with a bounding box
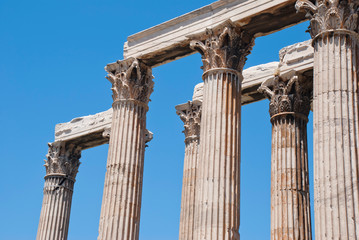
[98,58,153,240]
[37,142,81,240]
[189,24,253,240]
[295,2,359,238]
[194,70,242,240]
[177,100,201,240]
[98,102,147,240]
[312,33,359,240]
[258,73,312,240]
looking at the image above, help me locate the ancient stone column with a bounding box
[259,74,312,240]
[97,58,154,240]
[296,1,359,239]
[176,101,201,240]
[190,24,254,239]
[37,142,81,240]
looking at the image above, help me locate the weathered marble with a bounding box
[190,23,253,240]
[176,100,201,240]
[40,37,317,240]
[123,0,306,67]
[192,83,204,104]
[259,73,312,240]
[297,1,359,239]
[55,109,113,149]
[97,58,153,240]
[241,61,281,104]
[278,40,314,74]
[37,142,82,240]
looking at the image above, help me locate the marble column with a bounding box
[190,24,254,240]
[296,1,359,239]
[37,142,82,240]
[176,101,202,240]
[259,74,312,240]
[98,58,154,240]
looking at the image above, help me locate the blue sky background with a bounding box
[0,0,313,239]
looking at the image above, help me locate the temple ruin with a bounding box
[36,0,359,239]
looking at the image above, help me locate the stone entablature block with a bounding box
[123,0,306,67]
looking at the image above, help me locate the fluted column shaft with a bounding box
[313,33,359,239]
[197,69,242,239]
[190,24,253,240]
[296,1,359,239]
[177,102,201,240]
[37,176,75,240]
[37,142,81,240]
[98,58,153,240]
[180,136,200,239]
[271,115,311,239]
[98,101,147,240]
[260,74,312,240]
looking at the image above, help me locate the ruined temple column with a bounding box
[190,24,254,239]
[259,74,312,240]
[37,142,81,240]
[97,58,154,240]
[296,1,359,239]
[176,100,202,240]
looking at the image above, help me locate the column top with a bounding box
[44,142,82,179]
[189,21,254,72]
[258,70,311,120]
[296,0,359,41]
[176,101,201,142]
[105,58,154,106]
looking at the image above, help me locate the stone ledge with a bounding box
[122,0,306,67]
[55,109,112,149]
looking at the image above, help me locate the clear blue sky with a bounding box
[0,1,313,239]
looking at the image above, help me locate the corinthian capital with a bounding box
[296,0,359,38]
[189,22,254,72]
[44,142,82,179]
[176,102,201,142]
[105,58,154,105]
[258,72,311,118]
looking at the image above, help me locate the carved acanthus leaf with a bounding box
[177,103,201,141]
[44,142,82,179]
[105,58,154,104]
[258,74,311,117]
[296,0,359,37]
[190,24,254,72]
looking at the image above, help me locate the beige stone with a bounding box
[259,74,312,240]
[176,100,201,240]
[123,0,306,67]
[97,58,154,240]
[36,0,359,237]
[190,23,253,240]
[297,1,359,239]
[37,142,82,240]
[55,109,112,149]
[39,36,316,239]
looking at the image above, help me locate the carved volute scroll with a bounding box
[44,142,82,179]
[190,23,254,72]
[105,58,154,105]
[296,0,359,38]
[259,73,311,119]
[177,103,201,142]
